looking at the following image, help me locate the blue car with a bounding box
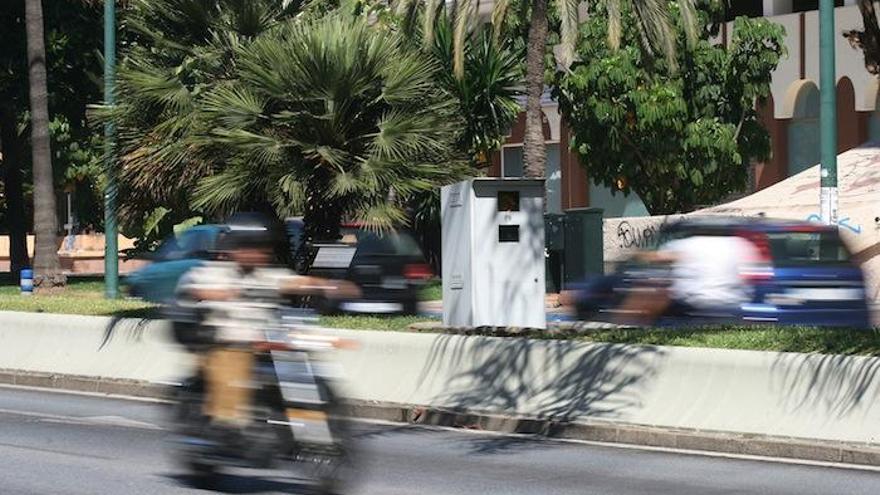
[124,225,227,303]
[573,217,870,328]
[126,219,307,304]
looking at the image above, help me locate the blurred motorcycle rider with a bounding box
[174,212,359,435]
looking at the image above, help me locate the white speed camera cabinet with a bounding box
[441,178,546,329]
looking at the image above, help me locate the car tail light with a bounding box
[403,263,433,280]
[737,231,773,282]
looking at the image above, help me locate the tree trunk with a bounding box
[522,0,549,179]
[25,0,64,288]
[0,106,30,281]
[295,178,345,273]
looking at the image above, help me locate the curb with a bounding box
[3,369,879,467]
[343,401,880,467]
[0,369,167,399]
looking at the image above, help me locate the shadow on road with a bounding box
[349,420,559,457]
[350,423,438,440]
[461,434,559,456]
[165,472,317,494]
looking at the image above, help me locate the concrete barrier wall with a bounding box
[2,311,879,445]
[0,312,193,382]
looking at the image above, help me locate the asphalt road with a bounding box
[1,387,879,495]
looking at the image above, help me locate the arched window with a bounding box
[787,81,820,176]
[836,77,859,152]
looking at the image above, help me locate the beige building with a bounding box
[489,1,880,217]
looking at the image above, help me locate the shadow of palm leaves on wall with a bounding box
[99,310,157,350]
[771,351,880,419]
[417,334,666,423]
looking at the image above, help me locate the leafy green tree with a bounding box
[553,3,784,214]
[194,15,465,244]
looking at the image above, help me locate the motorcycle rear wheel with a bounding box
[297,378,355,495]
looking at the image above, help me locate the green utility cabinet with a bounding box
[544,214,565,293]
[563,207,604,287]
[544,208,604,292]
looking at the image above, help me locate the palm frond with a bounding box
[192,166,254,213]
[632,0,679,71]
[208,128,291,167]
[607,0,622,50]
[351,201,410,232]
[200,83,267,128]
[491,0,511,45]
[453,0,476,79]
[422,0,444,49]
[677,0,698,48]
[555,0,581,69]
[394,0,416,17]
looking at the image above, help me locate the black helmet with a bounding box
[217,212,278,251]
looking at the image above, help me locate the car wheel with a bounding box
[402,299,419,315]
[315,296,339,315]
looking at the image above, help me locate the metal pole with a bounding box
[819,0,838,225]
[103,0,118,298]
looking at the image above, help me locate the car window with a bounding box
[354,230,423,257]
[156,229,212,261]
[767,231,850,267]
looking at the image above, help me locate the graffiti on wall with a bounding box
[615,217,676,249]
[804,214,862,235]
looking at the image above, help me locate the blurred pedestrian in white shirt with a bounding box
[615,233,760,325]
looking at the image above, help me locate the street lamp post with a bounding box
[103,0,118,298]
[819,0,838,225]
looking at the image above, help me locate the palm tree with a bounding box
[106,0,468,264]
[430,14,523,167]
[25,0,64,287]
[194,15,465,243]
[102,0,299,240]
[415,15,524,268]
[397,0,696,178]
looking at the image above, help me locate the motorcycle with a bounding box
[167,305,354,493]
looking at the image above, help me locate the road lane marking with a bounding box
[4,386,880,474]
[0,383,170,403]
[348,417,880,474]
[0,407,162,431]
[0,441,114,460]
